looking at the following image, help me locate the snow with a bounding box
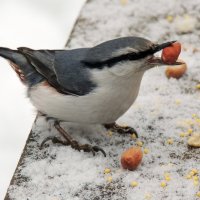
[6,0,200,199]
[0,0,85,199]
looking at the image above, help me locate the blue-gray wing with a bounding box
[17,47,96,96]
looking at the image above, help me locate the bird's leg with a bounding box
[104,122,138,138]
[41,120,106,157]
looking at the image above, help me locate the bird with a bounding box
[0,36,180,156]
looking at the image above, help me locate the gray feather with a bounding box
[18,47,96,96]
[54,49,96,95]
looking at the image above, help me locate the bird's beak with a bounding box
[146,40,183,66]
[147,56,183,66]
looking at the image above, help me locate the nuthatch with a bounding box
[0,37,180,156]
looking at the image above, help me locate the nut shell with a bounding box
[165,59,187,79]
[121,146,143,171]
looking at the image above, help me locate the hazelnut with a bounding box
[121,146,143,171]
[165,59,187,79]
[162,42,181,64]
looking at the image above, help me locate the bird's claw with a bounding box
[40,136,68,149]
[40,136,106,157]
[71,141,106,157]
[105,123,138,138]
[115,125,138,137]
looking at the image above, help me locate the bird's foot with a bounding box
[40,136,69,148]
[104,122,138,138]
[40,121,106,157]
[70,141,106,157]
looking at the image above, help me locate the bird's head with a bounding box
[83,37,181,76]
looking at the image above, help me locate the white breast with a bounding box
[29,66,144,124]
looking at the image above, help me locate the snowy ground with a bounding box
[6,0,200,199]
[0,0,85,199]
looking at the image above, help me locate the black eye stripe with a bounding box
[83,49,153,68]
[83,41,175,69]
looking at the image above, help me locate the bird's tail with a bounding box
[0,47,43,86]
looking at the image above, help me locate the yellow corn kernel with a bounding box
[175,99,181,105]
[136,141,143,147]
[196,191,200,197]
[160,181,167,188]
[187,129,193,135]
[194,180,199,186]
[131,133,137,139]
[106,176,112,183]
[104,168,111,174]
[130,181,138,187]
[186,174,192,179]
[196,84,200,89]
[107,131,113,136]
[164,173,171,181]
[143,148,149,154]
[166,15,173,23]
[192,114,197,118]
[179,132,186,137]
[192,169,198,175]
[190,171,195,176]
[193,176,199,181]
[167,138,173,144]
[165,176,171,181]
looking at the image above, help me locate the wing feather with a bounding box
[18,47,96,96]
